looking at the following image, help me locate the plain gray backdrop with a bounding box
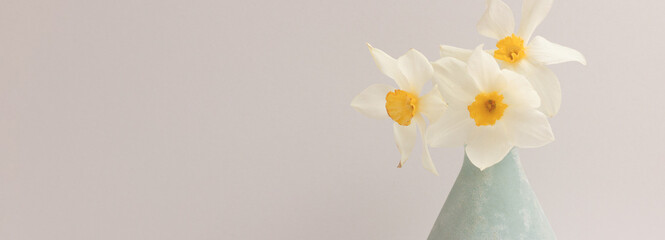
[1,0,663,239]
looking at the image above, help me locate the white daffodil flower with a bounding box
[439,0,586,117]
[351,44,447,175]
[427,46,554,170]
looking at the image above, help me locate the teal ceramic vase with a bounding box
[427,148,556,240]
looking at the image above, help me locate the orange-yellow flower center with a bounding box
[494,34,526,63]
[385,90,419,126]
[468,91,508,126]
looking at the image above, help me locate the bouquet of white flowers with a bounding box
[352,0,585,174]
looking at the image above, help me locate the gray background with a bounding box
[0,0,663,239]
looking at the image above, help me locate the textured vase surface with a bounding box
[428,148,556,240]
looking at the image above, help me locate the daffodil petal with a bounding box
[397,48,433,94]
[516,0,553,42]
[367,43,410,90]
[394,122,417,168]
[499,69,540,110]
[465,124,513,171]
[503,108,554,148]
[351,84,395,119]
[426,107,475,148]
[414,115,439,175]
[418,87,447,123]
[514,60,561,117]
[439,45,473,62]
[528,36,587,65]
[477,0,515,40]
[467,46,501,93]
[432,57,479,107]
